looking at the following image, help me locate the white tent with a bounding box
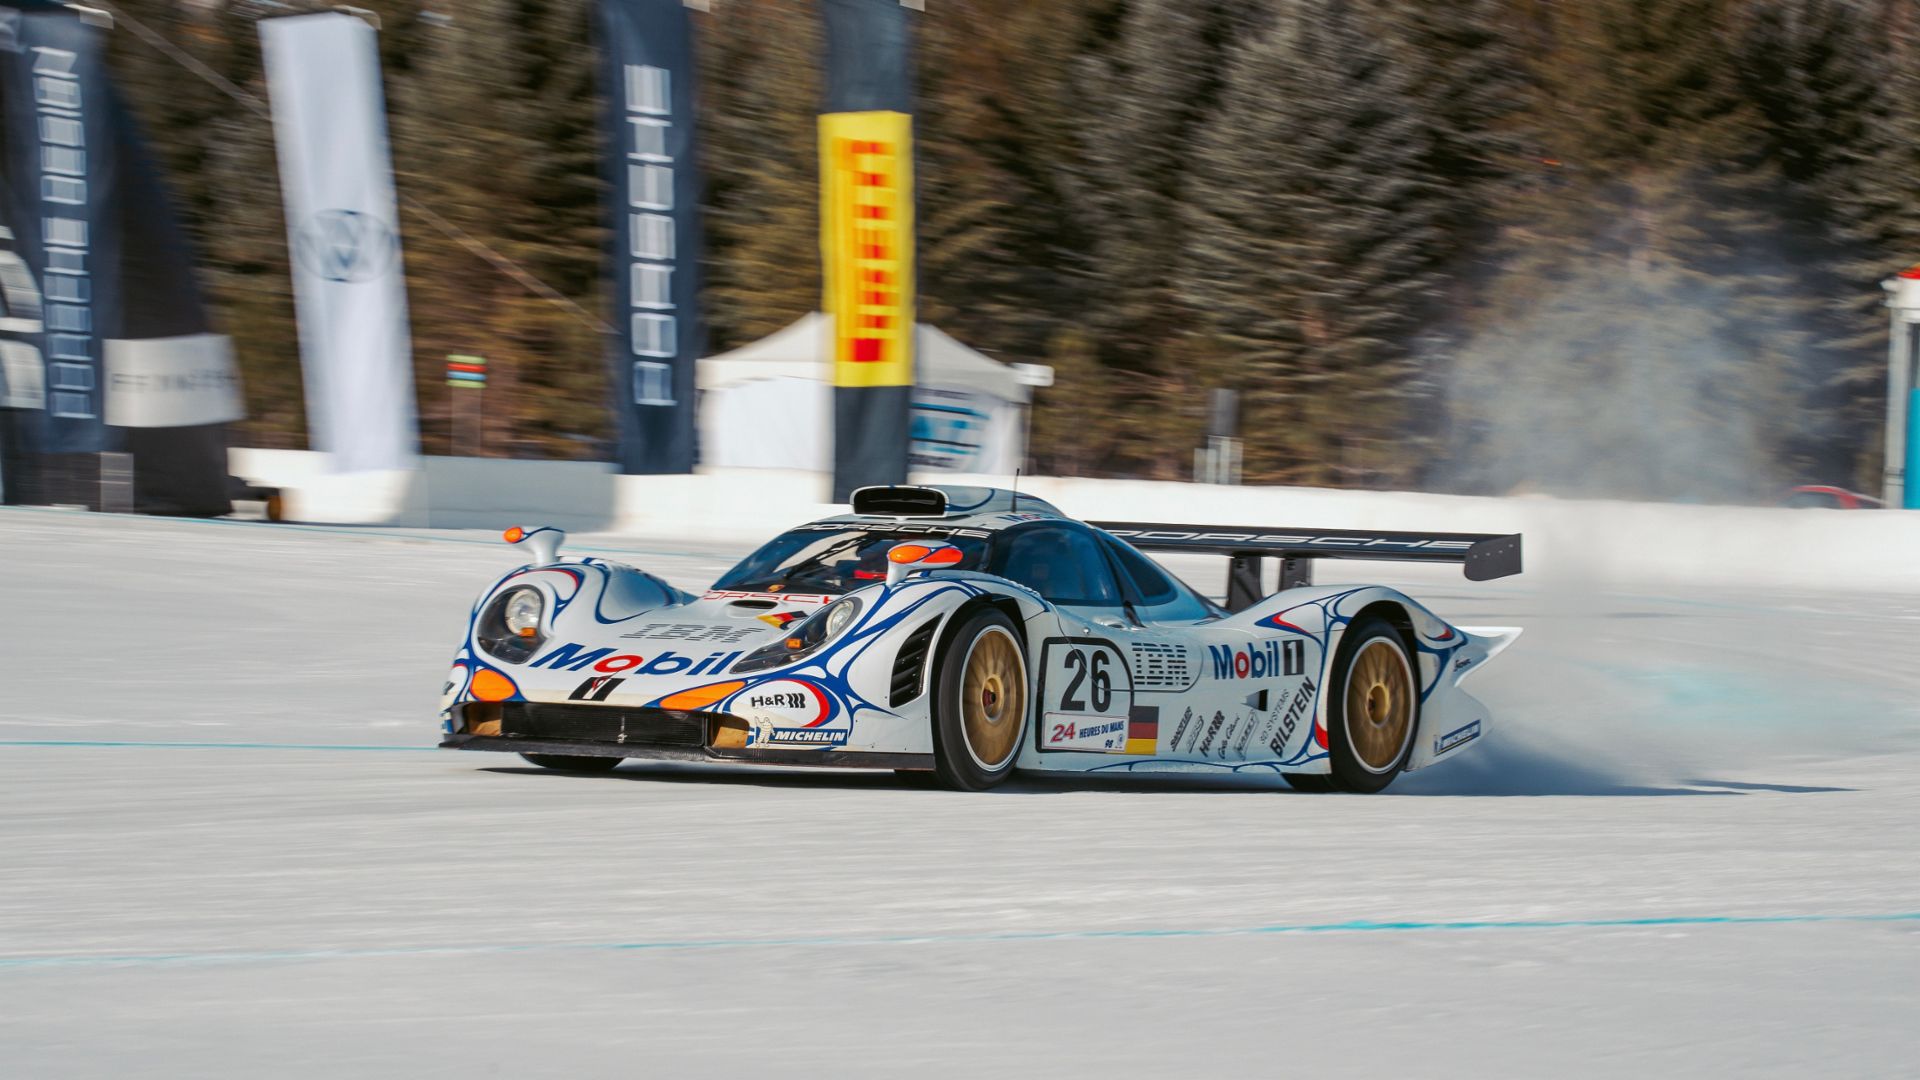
[698,313,1034,473]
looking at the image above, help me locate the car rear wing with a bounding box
[1090,522,1523,612]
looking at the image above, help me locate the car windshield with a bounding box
[713,527,990,594]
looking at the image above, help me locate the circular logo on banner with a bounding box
[295,209,397,283]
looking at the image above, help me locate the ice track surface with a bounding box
[3,509,1919,1078]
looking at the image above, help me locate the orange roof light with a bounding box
[503,527,525,544]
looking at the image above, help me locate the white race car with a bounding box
[439,485,1521,792]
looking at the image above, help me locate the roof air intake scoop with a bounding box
[850,486,949,517]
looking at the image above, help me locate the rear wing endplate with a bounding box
[1091,522,1522,612]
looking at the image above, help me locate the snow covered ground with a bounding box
[2,507,1918,1077]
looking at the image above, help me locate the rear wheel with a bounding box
[931,609,1029,791]
[520,753,623,772]
[1325,616,1418,793]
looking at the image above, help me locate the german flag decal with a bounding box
[1125,704,1159,755]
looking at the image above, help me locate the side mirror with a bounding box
[503,525,565,565]
[885,541,963,587]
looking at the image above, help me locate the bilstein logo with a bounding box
[1209,640,1305,680]
[296,209,397,283]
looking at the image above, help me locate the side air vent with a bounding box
[889,618,942,708]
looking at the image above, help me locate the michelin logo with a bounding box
[767,727,846,746]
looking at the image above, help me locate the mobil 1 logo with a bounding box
[1208,638,1306,681]
[1037,638,1134,753]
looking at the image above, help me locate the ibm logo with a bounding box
[625,64,677,407]
[33,46,93,420]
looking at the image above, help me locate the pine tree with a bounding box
[1377,0,1532,285]
[914,0,1099,367]
[1444,0,1814,500]
[1817,2,1920,486]
[696,0,822,351]
[1735,0,1891,484]
[395,0,609,459]
[1069,0,1260,371]
[1182,0,1447,487]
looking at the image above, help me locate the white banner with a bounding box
[103,334,243,428]
[260,13,417,473]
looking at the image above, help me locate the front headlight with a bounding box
[733,597,862,674]
[477,586,547,663]
[823,597,858,637]
[503,589,543,638]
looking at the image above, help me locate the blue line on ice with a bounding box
[4,913,1917,971]
[0,740,434,752]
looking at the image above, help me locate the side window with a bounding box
[1105,537,1220,623]
[991,526,1121,607]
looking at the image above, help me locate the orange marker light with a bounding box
[503,527,525,544]
[889,544,931,564]
[786,637,805,650]
[924,547,963,566]
[659,681,747,711]
[470,668,518,702]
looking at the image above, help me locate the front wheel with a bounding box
[520,753,623,773]
[1324,616,1419,793]
[930,609,1029,791]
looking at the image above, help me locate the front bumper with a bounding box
[440,732,932,771]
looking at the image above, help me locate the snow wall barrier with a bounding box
[229,448,1920,596]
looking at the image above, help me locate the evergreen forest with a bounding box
[106,0,1920,500]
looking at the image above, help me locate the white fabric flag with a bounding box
[260,13,418,473]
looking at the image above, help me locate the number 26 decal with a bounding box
[1039,639,1136,752]
[1058,648,1112,712]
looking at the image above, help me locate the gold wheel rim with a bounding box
[1345,638,1413,773]
[962,628,1026,770]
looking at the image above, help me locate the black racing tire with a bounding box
[519,753,624,772]
[930,608,1029,791]
[1325,615,1419,793]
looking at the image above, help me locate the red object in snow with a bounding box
[1781,485,1885,510]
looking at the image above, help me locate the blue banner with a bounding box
[0,3,232,513]
[0,2,119,456]
[598,0,705,474]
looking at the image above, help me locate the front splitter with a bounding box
[441,733,934,771]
